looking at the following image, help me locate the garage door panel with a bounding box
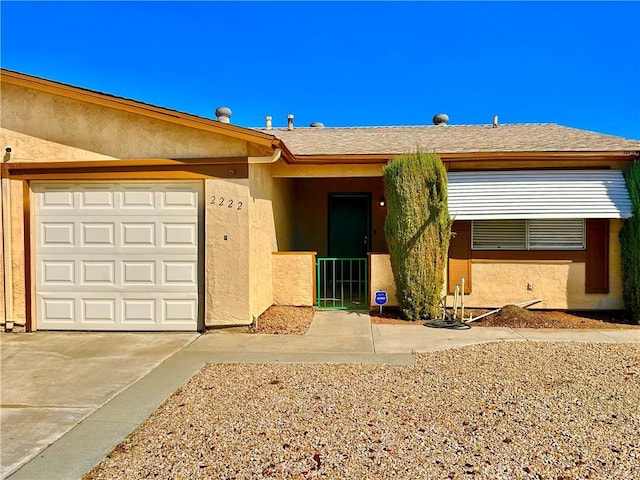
[40,260,76,286]
[162,222,198,248]
[38,256,197,292]
[80,188,116,209]
[39,221,75,249]
[38,296,76,326]
[161,188,199,211]
[121,186,156,208]
[81,222,116,248]
[81,260,116,286]
[162,261,198,286]
[36,186,75,213]
[122,298,156,324]
[81,298,117,325]
[122,261,156,286]
[35,182,201,331]
[121,222,156,248]
[163,298,198,324]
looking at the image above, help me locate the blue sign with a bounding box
[374,291,388,306]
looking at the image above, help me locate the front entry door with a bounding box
[328,193,371,257]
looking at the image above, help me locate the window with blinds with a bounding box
[472,219,585,250]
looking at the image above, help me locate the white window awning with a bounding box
[447,170,633,220]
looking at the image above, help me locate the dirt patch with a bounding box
[252,305,316,335]
[371,305,639,329]
[370,307,423,325]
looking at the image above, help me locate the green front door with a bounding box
[328,193,371,257]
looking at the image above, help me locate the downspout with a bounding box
[248,147,282,164]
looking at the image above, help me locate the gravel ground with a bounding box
[371,306,639,329]
[252,306,316,335]
[85,342,639,480]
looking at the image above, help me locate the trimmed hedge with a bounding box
[619,159,640,324]
[383,150,452,319]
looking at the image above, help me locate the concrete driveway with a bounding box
[0,332,198,478]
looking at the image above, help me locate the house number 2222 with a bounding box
[209,196,243,210]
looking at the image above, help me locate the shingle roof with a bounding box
[255,123,640,156]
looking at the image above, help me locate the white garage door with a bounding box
[34,182,201,331]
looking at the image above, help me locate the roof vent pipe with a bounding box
[215,106,232,123]
[493,115,499,128]
[265,116,272,130]
[287,114,294,130]
[432,113,449,126]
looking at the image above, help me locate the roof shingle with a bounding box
[255,123,640,156]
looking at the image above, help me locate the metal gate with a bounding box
[316,258,368,310]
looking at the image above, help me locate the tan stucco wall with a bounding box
[369,220,625,311]
[272,253,316,306]
[248,164,277,318]
[453,220,624,310]
[272,161,384,178]
[369,254,398,306]
[205,178,251,326]
[272,177,295,251]
[0,128,115,161]
[0,183,5,324]
[293,177,387,256]
[8,179,26,324]
[1,83,248,160]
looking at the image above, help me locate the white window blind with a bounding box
[472,219,585,250]
[528,219,585,250]
[472,220,526,250]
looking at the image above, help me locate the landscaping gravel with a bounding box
[252,306,316,335]
[85,342,639,480]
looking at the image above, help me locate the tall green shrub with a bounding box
[383,150,452,319]
[620,159,640,324]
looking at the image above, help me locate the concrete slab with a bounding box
[188,333,374,354]
[591,329,640,343]
[0,407,90,478]
[180,350,414,366]
[372,325,526,353]
[513,328,621,343]
[190,311,375,355]
[305,310,371,337]
[1,332,198,478]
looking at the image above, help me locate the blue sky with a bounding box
[2,1,639,139]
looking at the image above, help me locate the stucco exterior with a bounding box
[1,70,636,332]
[292,177,387,256]
[205,178,252,326]
[272,162,383,179]
[248,163,278,319]
[369,254,398,307]
[1,83,248,160]
[272,253,316,306]
[450,220,625,310]
[1,75,261,330]
[370,220,625,311]
[8,179,26,325]
[0,184,5,325]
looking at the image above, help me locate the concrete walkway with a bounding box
[3,312,638,479]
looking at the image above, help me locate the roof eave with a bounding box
[1,69,276,148]
[287,151,640,164]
